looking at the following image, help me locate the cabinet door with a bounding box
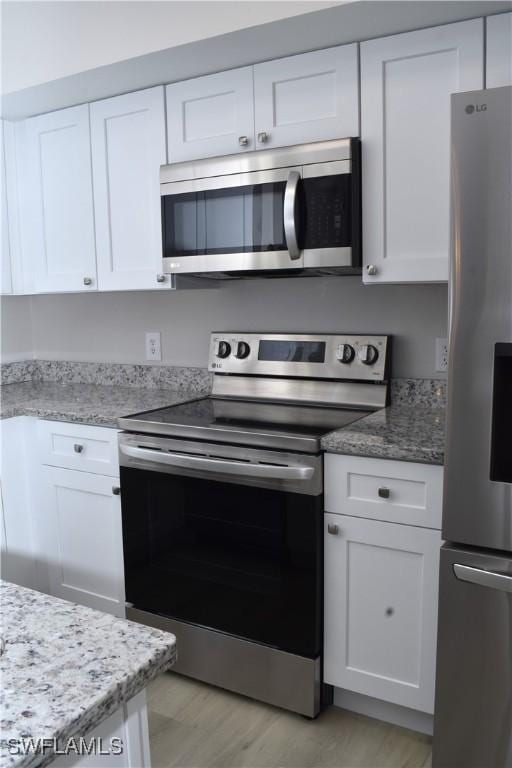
[42,466,125,616]
[486,13,512,87]
[254,45,359,149]
[324,513,441,713]
[166,67,254,162]
[18,105,97,293]
[0,120,12,294]
[361,19,484,284]
[91,87,171,291]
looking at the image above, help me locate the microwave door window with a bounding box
[162,182,287,258]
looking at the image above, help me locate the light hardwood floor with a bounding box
[147,672,432,768]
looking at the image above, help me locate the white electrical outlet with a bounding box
[145,332,162,361]
[435,338,448,372]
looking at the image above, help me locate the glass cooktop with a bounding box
[119,396,371,453]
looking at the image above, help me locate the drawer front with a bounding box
[325,454,443,529]
[37,420,119,476]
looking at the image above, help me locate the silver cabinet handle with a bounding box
[120,444,314,481]
[284,170,300,260]
[238,135,249,147]
[112,486,121,496]
[378,487,390,499]
[257,131,269,143]
[366,265,378,276]
[327,523,339,535]
[83,277,93,286]
[156,274,166,283]
[454,564,512,593]
[74,444,84,454]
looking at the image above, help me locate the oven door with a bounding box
[119,433,323,658]
[161,167,303,276]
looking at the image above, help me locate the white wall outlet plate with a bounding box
[145,331,162,361]
[435,338,448,373]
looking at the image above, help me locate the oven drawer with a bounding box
[36,420,119,477]
[325,454,443,529]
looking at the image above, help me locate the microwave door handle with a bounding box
[283,170,300,260]
[120,443,314,481]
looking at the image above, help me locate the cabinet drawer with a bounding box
[325,454,443,529]
[37,420,119,476]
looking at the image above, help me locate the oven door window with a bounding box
[162,181,287,257]
[121,467,322,658]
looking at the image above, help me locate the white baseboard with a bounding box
[333,688,433,736]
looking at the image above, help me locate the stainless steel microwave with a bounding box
[160,138,361,279]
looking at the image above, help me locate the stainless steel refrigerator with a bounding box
[433,85,512,767]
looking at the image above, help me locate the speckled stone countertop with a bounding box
[0,382,204,428]
[321,405,446,465]
[0,580,176,768]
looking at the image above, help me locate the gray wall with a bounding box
[0,295,33,361]
[0,277,448,378]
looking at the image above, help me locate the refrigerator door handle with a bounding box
[454,564,512,593]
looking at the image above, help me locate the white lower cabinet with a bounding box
[40,465,125,617]
[52,690,150,768]
[324,512,441,713]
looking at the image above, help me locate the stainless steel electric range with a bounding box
[118,333,390,718]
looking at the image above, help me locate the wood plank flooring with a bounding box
[147,672,432,768]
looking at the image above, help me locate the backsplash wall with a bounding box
[2,278,448,379]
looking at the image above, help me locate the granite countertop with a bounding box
[321,404,446,465]
[0,580,176,768]
[0,381,204,427]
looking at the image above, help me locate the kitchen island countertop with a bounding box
[0,580,176,768]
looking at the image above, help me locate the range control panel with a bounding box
[208,333,390,382]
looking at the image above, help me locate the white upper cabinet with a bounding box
[17,104,97,293]
[486,13,512,87]
[166,67,255,162]
[253,45,359,149]
[90,87,171,291]
[0,120,12,295]
[361,19,484,284]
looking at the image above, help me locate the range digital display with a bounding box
[258,340,326,363]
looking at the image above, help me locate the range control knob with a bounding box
[336,344,355,364]
[358,344,379,366]
[215,340,231,359]
[235,341,251,359]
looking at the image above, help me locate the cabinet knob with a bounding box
[238,135,249,147]
[327,523,339,535]
[156,274,166,283]
[366,265,378,277]
[73,443,84,454]
[257,131,269,144]
[83,277,93,286]
[378,487,390,499]
[112,486,121,496]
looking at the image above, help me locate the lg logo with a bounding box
[465,104,487,115]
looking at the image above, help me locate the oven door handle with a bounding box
[120,444,315,481]
[283,170,301,260]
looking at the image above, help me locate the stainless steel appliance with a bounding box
[118,332,390,717]
[433,86,512,767]
[160,139,361,278]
